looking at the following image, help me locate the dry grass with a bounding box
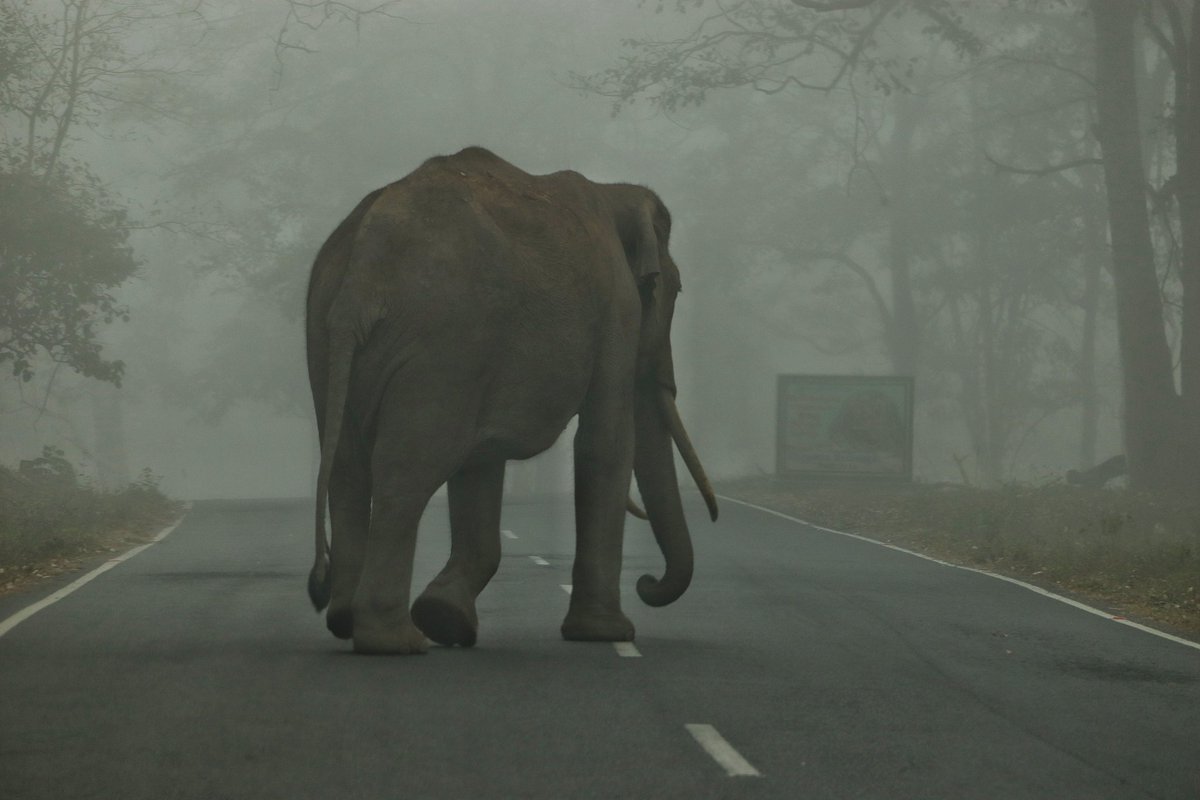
[0,452,183,596]
[719,477,1200,639]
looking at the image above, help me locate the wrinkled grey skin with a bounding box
[306,147,718,654]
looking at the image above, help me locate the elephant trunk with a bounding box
[633,386,717,607]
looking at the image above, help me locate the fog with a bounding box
[4,0,1170,499]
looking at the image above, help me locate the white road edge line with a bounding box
[685,724,761,777]
[720,494,1200,652]
[502,530,518,539]
[0,505,191,639]
[529,556,550,566]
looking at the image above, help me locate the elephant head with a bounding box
[611,185,719,608]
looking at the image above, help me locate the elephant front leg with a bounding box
[562,402,636,642]
[412,461,505,647]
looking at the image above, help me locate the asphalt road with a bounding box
[1,494,1197,799]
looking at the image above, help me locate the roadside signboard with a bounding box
[776,375,914,480]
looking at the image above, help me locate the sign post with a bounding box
[776,375,914,481]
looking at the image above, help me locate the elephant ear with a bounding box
[625,199,663,296]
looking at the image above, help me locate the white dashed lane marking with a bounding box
[685,724,761,777]
[529,556,549,566]
[502,530,518,540]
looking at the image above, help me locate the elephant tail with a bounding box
[309,326,358,612]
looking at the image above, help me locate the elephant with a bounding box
[306,146,718,654]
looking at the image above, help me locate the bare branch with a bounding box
[789,0,880,9]
[990,53,1096,88]
[1144,1,1188,78]
[791,249,893,329]
[272,0,406,79]
[822,0,901,93]
[984,152,1104,177]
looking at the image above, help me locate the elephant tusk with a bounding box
[657,389,719,521]
[626,497,648,520]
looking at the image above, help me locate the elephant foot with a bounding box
[561,607,635,642]
[351,619,429,655]
[411,582,478,647]
[326,603,353,640]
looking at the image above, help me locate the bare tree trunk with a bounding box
[885,91,921,377]
[947,293,986,484]
[1078,194,1105,469]
[1175,3,1200,422]
[1091,0,1186,489]
[90,383,129,491]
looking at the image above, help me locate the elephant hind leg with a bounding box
[350,367,482,654]
[350,486,432,655]
[351,460,454,654]
[412,461,506,647]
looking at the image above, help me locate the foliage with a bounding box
[0,162,135,384]
[917,42,1109,479]
[574,0,983,112]
[270,0,405,67]
[578,0,1110,482]
[0,0,164,178]
[0,0,175,388]
[0,448,180,579]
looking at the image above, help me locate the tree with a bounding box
[0,0,167,387]
[574,2,983,391]
[578,0,980,112]
[922,8,1117,482]
[578,1,1120,481]
[1089,0,1200,490]
[0,0,194,485]
[0,165,134,385]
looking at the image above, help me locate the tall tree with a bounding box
[0,167,134,386]
[0,0,166,388]
[574,4,981,387]
[1090,0,1200,489]
[578,1,1121,481]
[0,0,208,483]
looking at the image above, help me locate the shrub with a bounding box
[0,449,180,576]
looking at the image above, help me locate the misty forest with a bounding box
[2,2,1200,616]
[2,1,1199,795]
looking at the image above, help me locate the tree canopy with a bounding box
[0,163,134,384]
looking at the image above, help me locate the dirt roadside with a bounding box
[0,506,183,599]
[718,478,1200,641]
